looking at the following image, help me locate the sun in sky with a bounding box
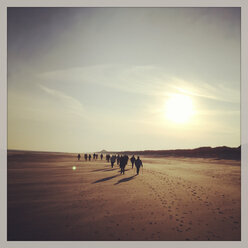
[7,8,240,152]
[165,93,195,124]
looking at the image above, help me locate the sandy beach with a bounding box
[7,151,241,241]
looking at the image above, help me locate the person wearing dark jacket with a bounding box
[130,155,135,168]
[106,154,110,162]
[119,156,125,174]
[110,155,116,168]
[77,154,81,161]
[135,156,143,175]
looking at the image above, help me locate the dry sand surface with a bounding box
[7,151,241,241]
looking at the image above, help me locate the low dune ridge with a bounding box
[7,150,240,241]
[101,145,241,160]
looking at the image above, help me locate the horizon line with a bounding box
[7,145,241,154]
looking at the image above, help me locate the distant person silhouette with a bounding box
[77,154,81,161]
[117,155,120,165]
[84,154,88,161]
[110,155,116,168]
[120,156,125,174]
[96,154,98,160]
[130,155,135,168]
[124,155,129,166]
[118,156,122,168]
[120,155,128,174]
[135,156,143,175]
[106,154,110,162]
[100,154,103,160]
[89,154,92,161]
[93,153,96,159]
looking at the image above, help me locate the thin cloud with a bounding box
[38,64,170,97]
[170,77,240,104]
[38,84,86,118]
[39,65,240,105]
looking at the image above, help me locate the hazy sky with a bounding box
[8,7,240,153]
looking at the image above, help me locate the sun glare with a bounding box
[165,94,194,124]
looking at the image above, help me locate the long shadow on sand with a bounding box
[91,169,106,172]
[103,168,119,172]
[92,174,119,184]
[91,168,118,172]
[114,175,137,185]
[116,169,131,173]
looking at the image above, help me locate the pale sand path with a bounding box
[7,151,241,241]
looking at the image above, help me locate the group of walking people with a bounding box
[108,154,143,175]
[77,153,143,175]
[78,153,104,161]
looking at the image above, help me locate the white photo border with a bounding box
[0,0,247,248]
